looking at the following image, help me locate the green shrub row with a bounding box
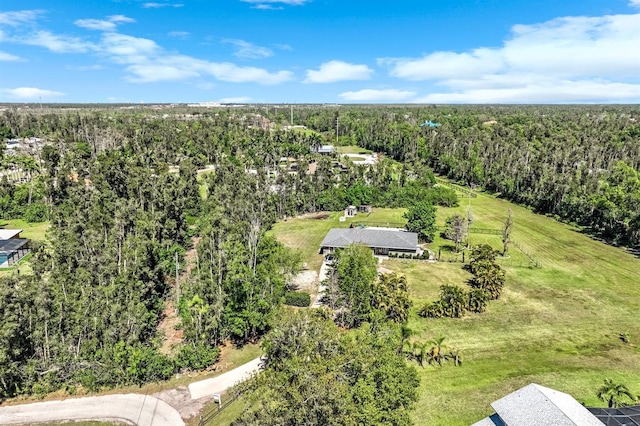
[284,291,311,307]
[388,252,430,260]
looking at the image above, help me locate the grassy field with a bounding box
[0,219,49,241]
[270,186,640,425]
[336,145,372,154]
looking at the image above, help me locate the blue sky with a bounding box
[1,0,640,103]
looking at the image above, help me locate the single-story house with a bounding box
[317,145,336,154]
[320,228,418,256]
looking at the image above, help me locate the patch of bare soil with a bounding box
[158,236,201,356]
[295,211,330,220]
[289,270,318,292]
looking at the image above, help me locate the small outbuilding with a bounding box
[358,205,372,214]
[345,206,357,217]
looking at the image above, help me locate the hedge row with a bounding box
[284,291,311,307]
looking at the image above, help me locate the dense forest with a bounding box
[0,104,638,408]
[293,105,640,247]
[0,106,449,399]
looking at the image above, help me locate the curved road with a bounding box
[0,394,184,426]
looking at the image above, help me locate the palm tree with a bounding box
[427,336,448,367]
[597,378,637,408]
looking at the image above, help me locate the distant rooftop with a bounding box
[317,145,335,154]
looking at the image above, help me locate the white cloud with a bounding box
[168,31,190,38]
[253,4,283,10]
[223,39,273,59]
[108,15,136,23]
[339,89,417,102]
[125,63,200,82]
[630,0,640,8]
[241,0,311,5]
[142,2,184,8]
[0,51,22,61]
[19,31,95,53]
[384,13,640,103]
[415,79,640,104]
[0,10,42,26]
[305,60,372,83]
[74,15,135,32]
[101,33,160,62]
[2,16,293,86]
[274,43,293,51]
[380,49,503,80]
[75,19,117,31]
[1,87,64,100]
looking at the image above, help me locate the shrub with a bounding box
[418,301,444,318]
[284,291,311,307]
[467,289,489,313]
[175,343,220,371]
[23,203,48,223]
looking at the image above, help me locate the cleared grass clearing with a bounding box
[336,145,372,154]
[391,189,640,425]
[0,219,49,241]
[271,186,640,426]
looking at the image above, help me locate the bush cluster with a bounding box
[418,244,503,319]
[284,291,311,307]
[388,252,430,260]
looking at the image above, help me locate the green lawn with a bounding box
[271,186,640,425]
[1,219,50,241]
[336,145,372,154]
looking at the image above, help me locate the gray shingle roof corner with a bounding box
[490,383,604,426]
[320,228,418,251]
[472,414,506,426]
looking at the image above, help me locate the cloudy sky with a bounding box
[1,0,640,103]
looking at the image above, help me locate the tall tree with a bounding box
[404,201,437,242]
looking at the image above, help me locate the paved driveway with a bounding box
[188,357,262,400]
[0,394,184,426]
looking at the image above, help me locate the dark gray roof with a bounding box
[484,384,603,426]
[0,238,29,254]
[588,405,640,426]
[320,228,418,251]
